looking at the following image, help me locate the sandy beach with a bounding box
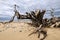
[0,22,60,40]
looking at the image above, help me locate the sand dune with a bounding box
[0,22,60,40]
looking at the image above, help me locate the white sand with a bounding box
[0,22,60,40]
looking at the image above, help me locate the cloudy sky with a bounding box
[0,0,60,18]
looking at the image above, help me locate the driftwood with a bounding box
[0,4,47,40]
[0,5,48,40]
[4,8,46,40]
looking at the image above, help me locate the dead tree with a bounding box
[9,8,47,40]
[4,4,47,40]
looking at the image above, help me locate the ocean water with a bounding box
[0,16,32,22]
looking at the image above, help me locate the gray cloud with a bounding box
[0,0,60,17]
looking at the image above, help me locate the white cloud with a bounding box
[0,0,60,17]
